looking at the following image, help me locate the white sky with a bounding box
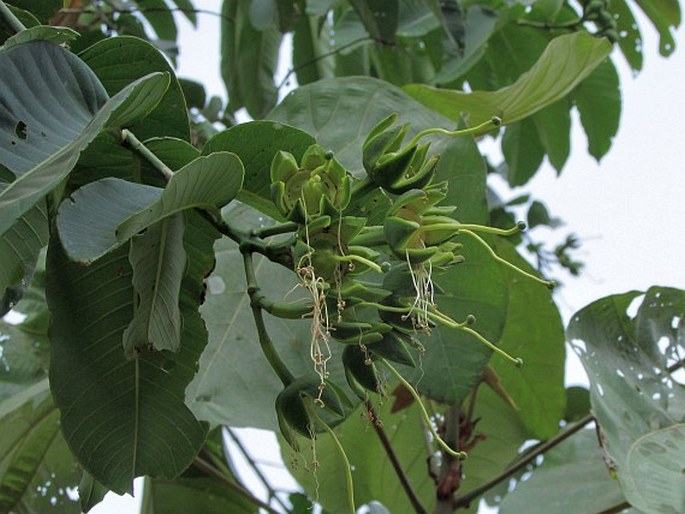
[92,2,684,512]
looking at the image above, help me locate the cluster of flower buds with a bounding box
[362,114,439,194]
[271,143,351,223]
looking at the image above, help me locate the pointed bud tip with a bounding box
[514,358,524,368]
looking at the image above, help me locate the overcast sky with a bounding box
[92,3,684,512]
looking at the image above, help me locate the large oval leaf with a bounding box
[568,287,685,513]
[0,41,170,236]
[46,211,219,494]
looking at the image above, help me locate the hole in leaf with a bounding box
[14,121,27,140]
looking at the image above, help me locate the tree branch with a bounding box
[364,400,427,514]
[224,428,291,513]
[192,456,281,514]
[452,413,594,509]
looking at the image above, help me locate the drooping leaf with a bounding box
[573,59,621,161]
[404,32,612,128]
[78,471,109,513]
[201,121,315,220]
[57,152,243,262]
[501,118,545,187]
[269,76,452,174]
[489,239,565,439]
[611,0,644,71]
[0,41,170,235]
[123,215,186,357]
[46,211,219,493]
[349,0,399,42]
[0,315,48,386]
[568,287,685,514]
[531,99,571,173]
[633,0,680,56]
[0,379,81,513]
[56,178,162,263]
[498,429,628,514]
[292,7,333,85]
[136,0,178,42]
[221,0,282,118]
[116,152,244,240]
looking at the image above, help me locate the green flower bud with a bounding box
[362,115,438,194]
[270,144,351,222]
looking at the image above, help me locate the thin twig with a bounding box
[192,456,281,514]
[453,413,594,509]
[453,358,685,509]
[274,36,374,92]
[364,400,427,514]
[225,428,291,513]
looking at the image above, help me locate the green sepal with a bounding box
[370,143,419,191]
[384,147,438,194]
[275,376,347,443]
[342,345,381,396]
[331,320,391,344]
[329,281,392,305]
[362,116,409,172]
[270,150,299,182]
[367,331,418,367]
[384,216,420,250]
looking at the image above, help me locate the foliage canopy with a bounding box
[0,0,683,513]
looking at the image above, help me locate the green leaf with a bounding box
[141,475,256,514]
[79,36,191,141]
[141,429,255,514]
[498,429,628,514]
[573,59,621,161]
[123,215,186,357]
[568,287,685,514]
[270,76,452,174]
[397,0,441,37]
[434,132,488,224]
[0,41,170,235]
[433,6,499,85]
[46,211,218,493]
[564,386,591,422]
[625,424,685,512]
[489,239,565,439]
[201,122,315,220]
[349,0,399,42]
[292,9,333,85]
[57,152,243,263]
[221,0,282,118]
[56,178,162,263]
[179,78,207,109]
[137,0,178,42]
[282,400,436,513]
[117,152,244,240]
[404,32,612,128]
[187,203,354,431]
[1,25,79,51]
[634,0,680,56]
[531,100,570,172]
[611,0,644,71]
[460,387,530,502]
[0,201,48,315]
[78,471,109,513]
[5,0,61,23]
[0,316,49,386]
[0,379,81,513]
[501,118,545,187]
[402,239,508,405]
